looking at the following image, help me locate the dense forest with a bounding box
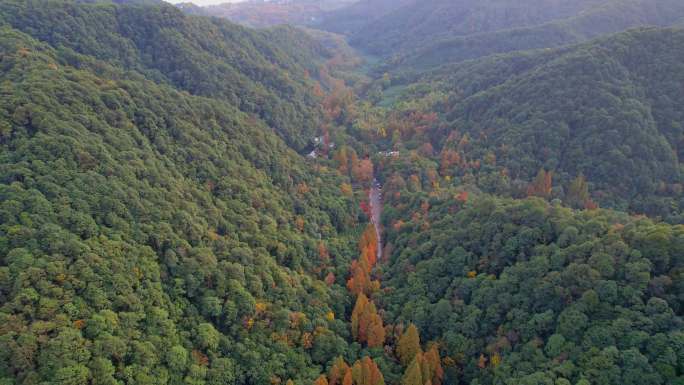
[0,2,365,384]
[379,189,684,384]
[345,27,684,221]
[1,1,683,385]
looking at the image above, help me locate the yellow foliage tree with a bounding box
[351,356,385,385]
[401,354,424,385]
[401,347,443,385]
[329,357,351,385]
[397,324,421,366]
[340,183,353,197]
[491,352,501,367]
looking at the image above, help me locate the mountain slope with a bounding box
[378,191,684,385]
[0,4,361,384]
[382,27,684,218]
[0,0,331,151]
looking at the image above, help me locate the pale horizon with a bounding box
[167,0,245,5]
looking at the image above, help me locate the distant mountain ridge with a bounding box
[78,0,164,4]
[317,0,684,72]
[387,0,684,70]
[185,0,357,28]
[316,0,413,35]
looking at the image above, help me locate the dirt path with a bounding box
[369,178,382,261]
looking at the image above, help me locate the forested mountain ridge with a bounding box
[0,0,332,151]
[194,0,357,29]
[316,0,414,36]
[385,0,684,71]
[345,0,607,55]
[317,0,684,73]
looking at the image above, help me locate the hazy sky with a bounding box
[167,0,244,5]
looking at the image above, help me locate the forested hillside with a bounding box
[0,2,365,384]
[343,28,684,381]
[357,28,684,221]
[0,0,331,150]
[321,23,684,384]
[378,190,684,385]
[440,27,684,218]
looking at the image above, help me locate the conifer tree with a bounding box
[329,357,351,385]
[397,324,421,366]
[401,355,424,385]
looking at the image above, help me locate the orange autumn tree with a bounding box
[527,168,553,199]
[320,357,384,385]
[440,149,461,176]
[423,345,444,385]
[350,294,385,348]
[352,158,374,186]
[347,225,380,296]
[566,174,598,209]
[477,354,488,369]
[358,225,378,267]
[347,256,380,296]
[401,358,423,385]
[323,78,355,123]
[396,325,444,385]
[366,312,385,348]
[325,272,336,286]
[456,191,469,203]
[319,242,330,262]
[350,151,359,178]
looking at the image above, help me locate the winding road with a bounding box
[369,178,383,261]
